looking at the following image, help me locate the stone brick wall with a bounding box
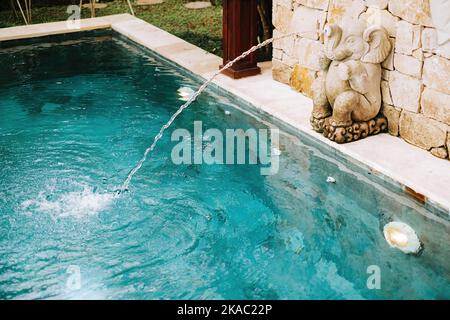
[272,0,450,160]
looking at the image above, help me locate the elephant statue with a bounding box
[310,18,392,143]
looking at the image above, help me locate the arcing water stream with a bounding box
[119,33,298,193]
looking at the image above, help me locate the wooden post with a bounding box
[221,0,261,79]
[90,0,95,18]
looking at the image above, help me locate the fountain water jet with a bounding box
[119,32,298,192]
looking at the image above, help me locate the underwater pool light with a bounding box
[177,87,195,101]
[271,146,281,156]
[383,221,422,254]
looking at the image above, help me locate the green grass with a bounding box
[0,0,223,55]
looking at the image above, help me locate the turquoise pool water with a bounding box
[0,32,449,300]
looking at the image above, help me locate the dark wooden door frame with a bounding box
[221,0,261,79]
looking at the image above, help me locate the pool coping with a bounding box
[1,14,449,219]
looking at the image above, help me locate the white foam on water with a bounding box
[326,176,336,183]
[20,186,114,218]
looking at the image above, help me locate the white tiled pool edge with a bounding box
[1,14,449,217]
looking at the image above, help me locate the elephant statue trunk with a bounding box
[324,25,348,61]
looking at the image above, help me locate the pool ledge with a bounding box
[1,15,449,218]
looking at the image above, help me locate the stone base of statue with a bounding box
[310,114,388,144]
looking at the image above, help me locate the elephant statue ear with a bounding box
[361,26,392,64]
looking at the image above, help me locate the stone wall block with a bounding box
[290,64,317,97]
[296,38,323,71]
[394,53,423,78]
[389,71,423,112]
[422,27,450,60]
[365,0,388,10]
[395,20,422,55]
[327,0,366,25]
[421,88,450,125]
[382,104,401,136]
[295,0,330,10]
[399,111,447,150]
[272,59,293,84]
[423,55,450,95]
[430,147,448,159]
[388,0,433,27]
[291,5,327,40]
[274,0,293,10]
[273,5,294,34]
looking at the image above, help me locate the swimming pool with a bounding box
[0,31,449,299]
